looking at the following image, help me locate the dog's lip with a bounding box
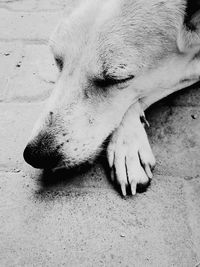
[43,159,66,171]
[51,165,67,172]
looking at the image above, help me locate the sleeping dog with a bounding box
[24,0,200,196]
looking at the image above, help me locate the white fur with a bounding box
[26,0,200,195]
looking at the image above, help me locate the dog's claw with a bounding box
[144,164,153,179]
[141,115,150,128]
[120,183,127,197]
[130,181,137,195]
[107,146,114,168]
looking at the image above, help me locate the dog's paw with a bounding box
[107,111,155,197]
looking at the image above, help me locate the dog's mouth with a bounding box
[51,157,95,172]
[24,135,108,171]
[23,139,102,170]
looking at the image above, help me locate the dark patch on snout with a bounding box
[23,131,63,169]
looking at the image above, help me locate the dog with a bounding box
[24,0,200,196]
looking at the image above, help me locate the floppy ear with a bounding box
[177,0,200,52]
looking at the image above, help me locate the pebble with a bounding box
[13,168,21,173]
[191,114,198,119]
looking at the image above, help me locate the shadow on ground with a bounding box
[34,149,151,201]
[33,82,200,200]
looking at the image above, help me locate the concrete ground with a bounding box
[0,1,200,266]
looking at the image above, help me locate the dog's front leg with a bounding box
[107,103,155,197]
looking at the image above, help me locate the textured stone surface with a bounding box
[147,105,200,178]
[0,42,57,102]
[0,172,199,267]
[0,1,200,267]
[0,9,61,41]
[0,103,43,170]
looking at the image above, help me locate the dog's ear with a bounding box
[177,0,200,52]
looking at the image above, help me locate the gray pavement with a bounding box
[0,1,200,266]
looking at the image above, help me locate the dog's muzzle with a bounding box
[23,131,62,169]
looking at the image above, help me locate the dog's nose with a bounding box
[23,133,61,169]
[23,143,61,169]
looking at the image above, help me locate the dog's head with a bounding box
[23,0,198,169]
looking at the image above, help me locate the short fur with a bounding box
[24,0,200,196]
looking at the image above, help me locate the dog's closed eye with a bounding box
[55,56,64,71]
[93,75,134,88]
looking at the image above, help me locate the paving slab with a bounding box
[0,9,61,41]
[0,43,57,102]
[0,0,38,11]
[147,104,200,178]
[0,103,43,170]
[0,0,81,12]
[0,42,23,101]
[0,171,199,267]
[184,179,200,260]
